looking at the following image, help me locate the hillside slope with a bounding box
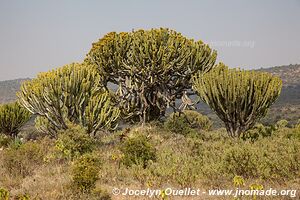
[0,78,29,104]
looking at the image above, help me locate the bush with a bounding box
[0,188,9,200]
[71,153,101,193]
[0,134,12,148]
[241,123,276,142]
[120,133,156,168]
[0,102,31,138]
[164,110,212,136]
[1,141,46,177]
[276,119,289,128]
[257,136,300,179]
[222,143,259,178]
[55,124,95,159]
[15,193,31,200]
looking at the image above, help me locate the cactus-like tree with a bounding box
[18,63,120,136]
[192,64,282,137]
[0,102,31,137]
[85,28,217,123]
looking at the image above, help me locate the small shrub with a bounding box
[120,133,156,168]
[276,119,289,128]
[8,137,23,149]
[0,134,12,148]
[222,143,259,178]
[257,137,300,179]
[71,153,101,193]
[285,125,300,140]
[15,193,31,200]
[242,123,276,142]
[1,141,45,177]
[164,116,192,136]
[233,175,245,187]
[0,188,9,200]
[55,124,95,159]
[164,110,212,136]
[91,188,112,200]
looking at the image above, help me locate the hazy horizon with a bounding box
[0,0,300,81]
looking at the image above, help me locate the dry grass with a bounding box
[0,124,299,199]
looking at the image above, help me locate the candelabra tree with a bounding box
[0,102,31,137]
[192,63,282,137]
[18,63,120,136]
[85,28,217,123]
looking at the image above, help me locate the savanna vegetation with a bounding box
[0,28,299,200]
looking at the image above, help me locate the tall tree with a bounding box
[192,63,282,137]
[85,28,217,123]
[18,63,120,136]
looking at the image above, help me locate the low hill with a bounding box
[0,78,29,104]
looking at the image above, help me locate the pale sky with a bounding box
[0,0,299,80]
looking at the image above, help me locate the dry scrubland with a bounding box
[0,29,299,200]
[0,116,300,200]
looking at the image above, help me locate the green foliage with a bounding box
[222,143,259,178]
[1,141,45,177]
[164,110,212,136]
[241,123,276,142]
[71,153,101,193]
[15,193,31,200]
[0,134,12,148]
[86,28,217,123]
[233,175,245,187]
[0,188,9,200]
[275,119,289,128]
[18,63,120,136]
[164,115,192,136]
[287,123,300,140]
[55,124,95,159]
[120,133,156,168]
[0,102,31,138]
[35,116,58,137]
[192,63,282,137]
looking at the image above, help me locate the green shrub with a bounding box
[242,123,276,142]
[71,153,101,193]
[0,188,9,200]
[0,102,31,138]
[15,193,31,200]
[222,143,259,178]
[257,137,300,179]
[164,110,212,136]
[55,124,95,159]
[284,125,300,140]
[120,133,156,168]
[0,134,12,148]
[164,115,191,136]
[276,119,289,128]
[1,141,45,177]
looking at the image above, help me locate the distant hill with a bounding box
[0,78,29,104]
[0,64,299,125]
[257,64,300,125]
[258,64,300,87]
